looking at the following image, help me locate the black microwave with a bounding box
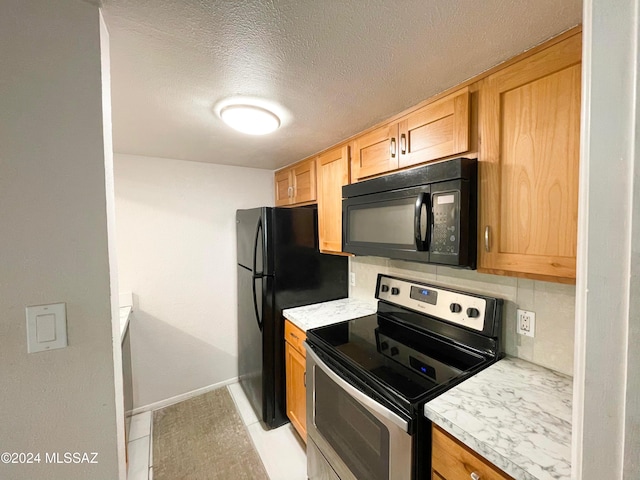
[342,157,477,268]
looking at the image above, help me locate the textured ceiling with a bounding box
[101,0,582,170]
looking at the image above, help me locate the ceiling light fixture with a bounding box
[220,104,281,135]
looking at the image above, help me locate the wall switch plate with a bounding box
[26,303,68,353]
[349,272,356,287]
[517,309,535,337]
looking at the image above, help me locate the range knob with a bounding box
[449,303,462,313]
[467,307,480,318]
[390,346,399,356]
[391,287,400,295]
[380,341,389,351]
[380,284,389,293]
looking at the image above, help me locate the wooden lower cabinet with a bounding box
[432,425,514,480]
[284,319,307,441]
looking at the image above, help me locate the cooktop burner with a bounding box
[305,274,503,415]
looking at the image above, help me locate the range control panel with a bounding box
[376,274,487,332]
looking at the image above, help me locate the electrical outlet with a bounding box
[517,309,535,337]
[349,272,356,287]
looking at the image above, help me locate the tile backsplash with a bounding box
[349,256,576,376]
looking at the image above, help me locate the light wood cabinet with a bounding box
[317,144,350,254]
[351,122,399,182]
[274,157,317,206]
[284,319,307,441]
[350,87,471,182]
[275,169,292,206]
[432,425,514,480]
[478,32,581,282]
[398,87,470,169]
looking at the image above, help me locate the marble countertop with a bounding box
[282,297,377,332]
[119,305,132,343]
[425,356,572,480]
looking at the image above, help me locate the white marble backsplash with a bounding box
[425,357,573,480]
[348,256,576,376]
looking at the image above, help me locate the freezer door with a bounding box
[236,207,270,273]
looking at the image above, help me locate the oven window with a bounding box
[315,368,390,480]
[347,198,416,246]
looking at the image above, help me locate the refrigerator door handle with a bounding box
[252,217,264,276]
[251,274,263,332]
[251,216,264,331]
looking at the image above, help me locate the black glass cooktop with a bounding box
[306,312,487,409]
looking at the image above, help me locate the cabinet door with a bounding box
[478,33,581,282]
[285,341,307,441]
[291,158,317,204]
[351,122,399,182]
[274,169,292,206]
[317,145,350,254]
[399,87,470,169]
[432,425,514,480]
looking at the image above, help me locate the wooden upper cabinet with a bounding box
[351,122,399,182]
[478,32,581,282]
[275,169,292,206]
[398,87,470,169]
[274,157,317,206]
[291,158,316,204]
[317,144,350,254]
[351,87,471,182]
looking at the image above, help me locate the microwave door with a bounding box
[342,186,432,263]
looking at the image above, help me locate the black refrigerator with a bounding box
[236,206,348,429]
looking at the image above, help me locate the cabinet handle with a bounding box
[390,137,397,158]
[287,186,293,198]
[303,371,306,387]
[290,332,298,340]
[470,473,480,480]
[400,133,407,154]
[484,226,491,252]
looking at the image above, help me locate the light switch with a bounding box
[26,303,67,353]
[36,314,56,342]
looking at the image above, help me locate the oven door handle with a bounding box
[305,343,409,433]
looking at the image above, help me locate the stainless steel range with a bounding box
[305,274,503,480]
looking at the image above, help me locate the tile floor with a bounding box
[126,383,307,479]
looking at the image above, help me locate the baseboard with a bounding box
[127,376,239,416]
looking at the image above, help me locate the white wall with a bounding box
[350,257,575,376]
[0,1,121,479]
[100,12,127,480]
[573,0,640,477]
[114,153,274,409]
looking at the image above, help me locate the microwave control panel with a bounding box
[431,191,459,255]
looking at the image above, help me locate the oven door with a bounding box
[306,345,413,480]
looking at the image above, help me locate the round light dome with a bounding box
[220,104,281,135]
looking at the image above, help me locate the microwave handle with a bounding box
[414,192,430,251]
